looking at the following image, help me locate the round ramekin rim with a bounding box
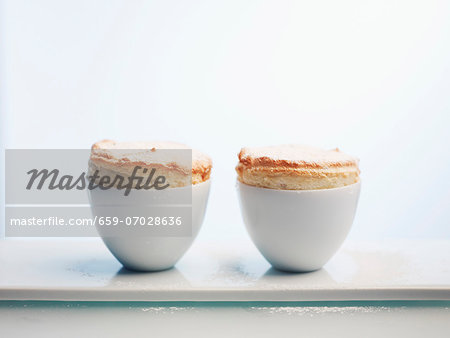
[236,179,360,193]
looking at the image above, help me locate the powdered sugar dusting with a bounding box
[91,140,211,167]
[247,306,394,316]
[240,144,357,166]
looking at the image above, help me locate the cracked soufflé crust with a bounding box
[236,144,359,190]
[90,140,212,187]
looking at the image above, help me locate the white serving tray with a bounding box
[0,238,449,301]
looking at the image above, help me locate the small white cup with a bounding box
[237,181,361,272]
[89,180,211,271]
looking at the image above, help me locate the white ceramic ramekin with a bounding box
[237,181,360,272]
[89,180,210,271]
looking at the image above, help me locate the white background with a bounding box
[1,0,449,240]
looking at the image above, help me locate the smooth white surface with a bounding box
[238,181,360,271]
[1,1,450,242]
[0,239,449,301]
[1,301,450,338]
[89,180,211,271]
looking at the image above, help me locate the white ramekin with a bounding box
[89,180,211,271]
[237,181,360,272]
